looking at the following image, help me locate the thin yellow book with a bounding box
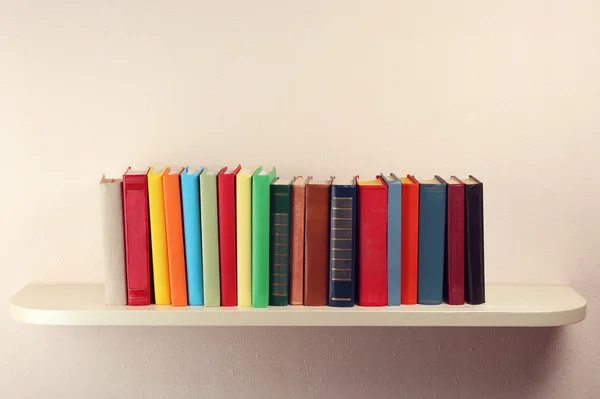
[236,166,259,307]
[147,167,171,305]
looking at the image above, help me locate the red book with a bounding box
[122,167,152,306]
[356,176,388,306]
[218,165,241,306]
[400,175,419,304]
[444,177,465,305]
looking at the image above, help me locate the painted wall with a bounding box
[1,1,599,398]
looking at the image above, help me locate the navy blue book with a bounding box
[415,175,447,305]
[380,173,402,306]
[328,177,357,307]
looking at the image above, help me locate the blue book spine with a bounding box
[328,182,357,307]
[180,166,204,306]
[383,174,402,306]
[417,177,447,305]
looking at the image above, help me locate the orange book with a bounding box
[163,167,188,306]
[400,175,419,304]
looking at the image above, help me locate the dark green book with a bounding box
[269,177,293,305]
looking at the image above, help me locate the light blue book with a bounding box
[380,173,402,306]
[180,166,204,306]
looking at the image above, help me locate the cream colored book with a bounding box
[99,175,127,305]
[236,166,259,307]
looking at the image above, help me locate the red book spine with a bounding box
[122,171,151,305]
[401,179,419,304]
[357,181,388,306]
[218,165,241,306]
[446,183,465,305]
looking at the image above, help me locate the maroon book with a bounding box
[122,167,152,306]
[444,177,465,305]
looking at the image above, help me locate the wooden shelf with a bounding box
[8,284,586,327]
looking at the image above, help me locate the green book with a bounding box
[200,167,221,306]
[269,177,292,306]
[251,166,277,307]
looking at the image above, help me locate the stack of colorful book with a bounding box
[100,166,485,308]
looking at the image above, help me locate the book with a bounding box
[304,178,331,306]
[356,176,388,306]
[218,165,241,306]
[380,173,402,306]
[399,175,419,304]
[180,167,204,306]
[200,167,223,307]
[99,175,127,306]
[163,167,188,306]
[455,175,485,305]
[415,175,447,305]
[289,176,310,305]
[269,177,292,306]
[251,166,277,308]
[442,176,465,305]
[122,167,152,306]
[147,167,171,305]
[328,177,357,307]
[236,167,259,307]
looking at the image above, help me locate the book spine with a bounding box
[236,173,252,307]
[304,184,331,306]
[269,184,291,305]
[163,172,188,306]
[122,174,151,305]
[446,183,465,305]
[200,173,221,306]
[100,180,127,306]
[147,170,171,305]
[180,172,203,306]
[289,183,306,305]
[386,181,402,306]
[465,183,485,304]
[401,183,419,304]
[357,185,388,306]
[328,185,356,307]
[417,184,447,305]
[218,173,238,306]
[252,175,271,307]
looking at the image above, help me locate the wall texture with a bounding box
[1,1,599,398]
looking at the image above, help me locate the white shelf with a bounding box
[8,284,586,327]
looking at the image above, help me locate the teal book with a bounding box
[180,166,204,306]
[269,177,292,306]
[380,173,402,306]
[251,166,277,307]
[200,167,223,307]
[415,175,447,305]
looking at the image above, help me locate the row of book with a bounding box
[100,165,485,308]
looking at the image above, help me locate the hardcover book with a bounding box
[269,177,292,306]
[99,175,127,306]
[200,167,223,307]
[380,173,402,306]
[328,177,357,307]
[415,175,447,305]
[304,177,331,306]
[180,166,204,306]
[356,176,388,306]
[289,176,310,305]
[442,176,465,305]
[218,165,241,306]
[147,167,171,305]
[122,167,152,306]
[456,175,485,305]
[252,166,277,308]
[399,175,419,305]
[236,167,259,307]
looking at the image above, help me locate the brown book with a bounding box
[304,177,332,305]
[289,176,310,305]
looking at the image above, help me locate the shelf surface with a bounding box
[9,284,586,327]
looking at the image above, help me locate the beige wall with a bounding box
[1,1,599,398]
